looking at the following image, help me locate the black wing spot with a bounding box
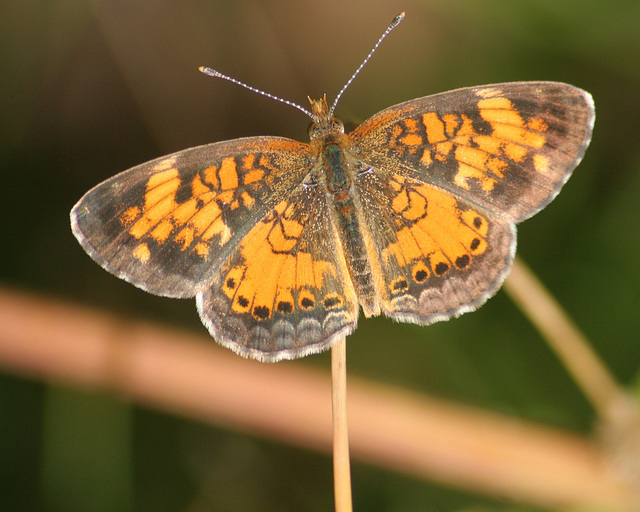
[300,297,315,309]
[414,270,428,283]
[392,278,409,291]
[277,301,293,314]
[253,305,270,320]
[434,262,449,276]
[455,254,470,269]
[175,181,193,204]
[323,296,342,309]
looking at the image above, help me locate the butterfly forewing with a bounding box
[349,81,594,223]
[71,137,313,298]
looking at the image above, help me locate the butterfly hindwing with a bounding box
[197,178,359,362]
[353,166,515,324]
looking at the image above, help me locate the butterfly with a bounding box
[70,13,594,362]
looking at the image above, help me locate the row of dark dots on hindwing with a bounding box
[389,212,485,295]
[225,272,343,323]
[249,289,343,322]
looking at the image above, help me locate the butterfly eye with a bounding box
[331,118,345,133]
[307,122,319,138]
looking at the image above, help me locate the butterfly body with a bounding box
[309,98,381,318]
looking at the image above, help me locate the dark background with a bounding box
[2,0,639,511]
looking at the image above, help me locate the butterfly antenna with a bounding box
[199,66,317,121]
[329,12,405,117]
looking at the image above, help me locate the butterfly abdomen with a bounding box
[324,142,380,316]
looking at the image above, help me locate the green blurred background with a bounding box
[1,0,639,510]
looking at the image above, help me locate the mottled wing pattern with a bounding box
[197,179,359,362]
[351,82,595,222]
[348,82,594,323]
[71,137,312,298]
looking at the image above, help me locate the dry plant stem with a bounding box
[331,336,353,512]
[0,288,635,510]
[504,257,625,421]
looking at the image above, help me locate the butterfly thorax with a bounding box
[307,95,352,195]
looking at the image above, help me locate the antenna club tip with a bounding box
[393,12,406,25]
[199,66,217,77]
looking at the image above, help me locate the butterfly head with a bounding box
[307,94,345,141]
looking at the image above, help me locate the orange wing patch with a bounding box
[117,151,292,260]
[477,97,547,149]
[222,200,339,321]
[384,177,489,285]
[370,175,515,324]
[120,165,232,258]
[390,102,551,194]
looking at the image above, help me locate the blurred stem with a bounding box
[505,258,640,500]
[0,287,635,510]
[331,336,353,512]
[504,257,627,422]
